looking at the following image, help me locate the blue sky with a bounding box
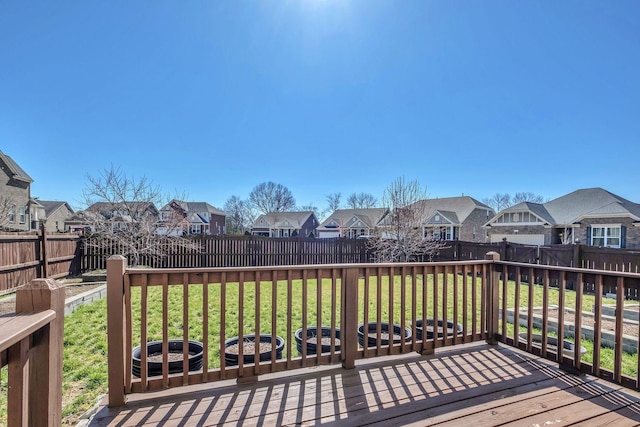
[1,1,639,215]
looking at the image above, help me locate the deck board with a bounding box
[89,343,640,427]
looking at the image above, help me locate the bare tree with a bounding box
[322,192,342,218]
[482,193,512,212]
[512,192,544,204]
[224,195,255,234]
[367,177,446,262]
[560,226,574,244]
[81,165,197,266]
[0,194,14,230]
[346,192,378,209]
[297,203,320,219]
[249,182,296,215]
[483,192,545,212]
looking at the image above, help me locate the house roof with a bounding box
[87,201,159,215]
[498,201,555,224]
[545,188,640,224]
[37,200,75,217]
[161,200,226,217]
[486,188,640,226]
[253,211,317,229]
[317,208,389,231]
[0,149,33,183]
[411,196,494,225]
[428,210,460,225]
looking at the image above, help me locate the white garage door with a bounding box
[490,234,544,245]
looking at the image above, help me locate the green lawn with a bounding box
[0,273,636,425]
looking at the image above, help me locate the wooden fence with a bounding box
[0,228,81,294]
[3,229,640,297]
[83,235,371,270]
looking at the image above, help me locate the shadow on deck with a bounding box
[89,342,640,426]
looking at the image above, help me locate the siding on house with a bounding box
[0,150,33,231]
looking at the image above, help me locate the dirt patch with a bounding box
[0,282,105,316]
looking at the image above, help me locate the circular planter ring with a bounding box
[132,340,203,378]
[518,332,587,357]
[224,334,285,366]
[413,318,463,341]
[357,322,412,348]
[295,326,341,355]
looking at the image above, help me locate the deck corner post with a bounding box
[485,252,500,345]
[342,267,359,369]
[16,277,65,427]
[107,255,127,407]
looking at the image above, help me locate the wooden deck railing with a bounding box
[0,278,65,426]
[106,255,495,405]
[106,252,640,407]
[494,258,640,390]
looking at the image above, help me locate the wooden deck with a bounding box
[88,342,640,426]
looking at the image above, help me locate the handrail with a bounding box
[0,310,56,353]
[1,278,65,426]
[496,259,640,279]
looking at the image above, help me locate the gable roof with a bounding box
[87,201,158,215]
[37,200,75,217]
[161,200,225,217]
[317,208,389,231]
[486,188,640,226]
[411,196,494,225]
[427,210,459,225]
[496,201,555,224]
[0,149,33,183]
[545,188,640,224]
[253,211,317,229]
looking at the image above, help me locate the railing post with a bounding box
[342,267,359,369]
[485,252,500,345]
[107,255,127,407]
[15,277,65,427]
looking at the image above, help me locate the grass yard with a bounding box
[0,273,636,425]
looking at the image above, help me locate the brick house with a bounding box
[484,188,640,248]
[317,208,389,238]
[251,211,319,237]
[407,196,495,242]
[0,149,33,231]
[158,200,226,236]
[33,200,75,232]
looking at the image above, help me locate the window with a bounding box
[495,211,541,224]
[591,225,621,248]
[8,205,15,223]
[19,206,26,224]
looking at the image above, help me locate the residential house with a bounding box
[0,149,33,231]
[251,211,319,237]
[484,188,640,248]
[158,200,226,236]
[408,196,495,242]
[32,200,75,232]
[84,201,159,232]
[316,208,389,238]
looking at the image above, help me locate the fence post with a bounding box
[342,267,359,369]
[39,222,49,278]
[572,244,581,268]
[107,255,127,407]
[485,252,500,345]
[15,277,65,427]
